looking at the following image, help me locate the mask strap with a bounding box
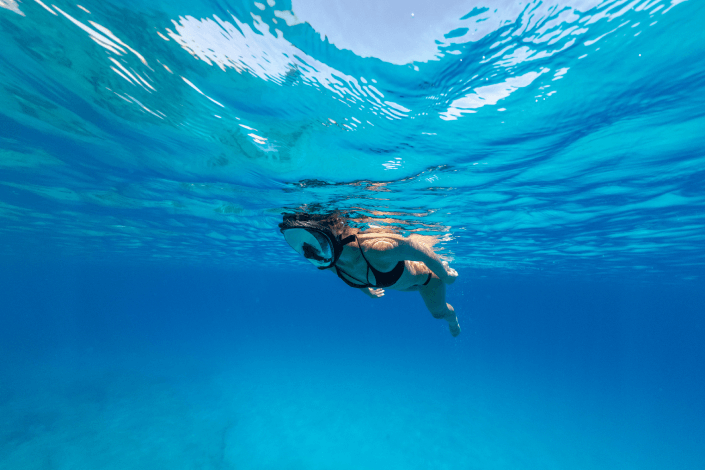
[325,234,356,269]
[339,235,356,246]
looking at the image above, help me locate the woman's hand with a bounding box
[442,261,458,284]
[363,287,385,298]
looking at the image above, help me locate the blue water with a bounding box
[2,0,705,468]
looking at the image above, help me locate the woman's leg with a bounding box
[419,275,460,337]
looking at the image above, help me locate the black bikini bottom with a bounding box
[422,273,432,286]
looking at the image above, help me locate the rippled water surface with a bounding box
[2,0,703,278]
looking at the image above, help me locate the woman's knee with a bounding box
[430,303,453,319]
[430,309,446,319]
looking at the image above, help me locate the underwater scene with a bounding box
[1,0,704,468]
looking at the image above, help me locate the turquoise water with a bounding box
[1,0,704,469]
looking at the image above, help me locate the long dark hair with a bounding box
[278,211,356,239]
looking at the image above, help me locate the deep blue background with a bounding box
[4,260,704,389]
[2,260,705,468]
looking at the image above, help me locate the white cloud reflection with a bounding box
[0,0,23,16]
[290,0,611,65]
[164,13,409,119]
[161,0,688,123]
[440,69,548,120]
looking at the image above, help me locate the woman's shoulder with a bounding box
[357,232,406,252]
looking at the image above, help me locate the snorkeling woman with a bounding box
[280,213,461,337]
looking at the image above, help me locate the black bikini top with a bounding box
[334,236,405,288]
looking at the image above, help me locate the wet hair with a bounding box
[279,211,357,239]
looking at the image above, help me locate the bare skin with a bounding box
[328,233,460,337]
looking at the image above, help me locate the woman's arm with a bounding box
[360,235,458,284]
[398,238,457,284]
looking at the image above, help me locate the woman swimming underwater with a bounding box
[280,213,460,337]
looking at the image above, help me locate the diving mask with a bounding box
[282,227,335,268]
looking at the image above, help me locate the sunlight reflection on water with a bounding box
[0,0,703,279]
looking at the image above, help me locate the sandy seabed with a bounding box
[1,343,700,470]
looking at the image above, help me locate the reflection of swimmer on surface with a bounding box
[280,212,460,337]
